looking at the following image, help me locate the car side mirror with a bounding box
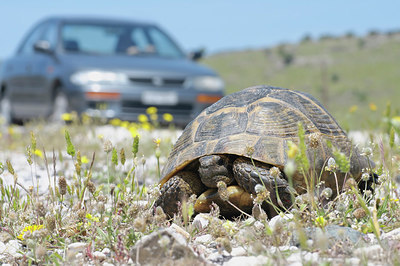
[33,40,53,54]
[189,48,204,61]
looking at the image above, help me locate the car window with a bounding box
[41,22,58,49]
[147,27,183,58]
[62,24,120,54]
[60,22,185,59]
[19,22,48,55]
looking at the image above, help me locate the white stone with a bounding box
[194,234,213,245]
[269,245,298,253]
[225,255,271,266]
[68,242,88,252]
[269,213,293,232]
[93,251,106,261]
[303,252,320,263]
[192,213,210,231]
[230,246,247,256]
[345,257,361,265]
[101,247,111,254]
[381,227,400,240]
[169,223,190,240]
[0,241,6,253]
[354,244,383,260]
[253,221,264,231]
[4,240,21,257]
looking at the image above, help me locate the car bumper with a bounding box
[71,84,223,126]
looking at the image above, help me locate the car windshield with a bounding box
[61,22,185,59]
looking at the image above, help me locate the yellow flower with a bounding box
[110,118,121,126]
[141,122,152,131]
[150,114,158,122]
[369,103,377,111]
[153,138,161,147]
[287,142,298,159]
[81,156,89,164]
[146,106,158,115]
[86,213,100,222]
[120,121,130,128]
[129,126,139,138]
[97,134,104,140]
[138,114,148,123]
[18,224,45,240]
[8,126,14,136]
[163,113,174,122]
[34,149,43,159]
[391,116,400,127]
[349,105,358,113]
[61,113,72,121]
[81,113,91,125]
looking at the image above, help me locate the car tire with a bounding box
[49,89,69,123]
[0,91,12,126]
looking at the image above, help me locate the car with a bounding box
[0,16,224,126]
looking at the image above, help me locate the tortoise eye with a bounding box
[217,158,225,166]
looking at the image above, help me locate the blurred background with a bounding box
[0,0,399,130]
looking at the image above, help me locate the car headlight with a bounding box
[191,76,224,91]
[70,70,129,86]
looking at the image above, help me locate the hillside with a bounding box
[201,32,400,131]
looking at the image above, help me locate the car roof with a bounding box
[42,16,156,27]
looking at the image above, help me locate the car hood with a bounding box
[58,54,217,76]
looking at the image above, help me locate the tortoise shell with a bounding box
[160,85,370,193]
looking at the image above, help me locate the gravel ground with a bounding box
[0,125,397,265]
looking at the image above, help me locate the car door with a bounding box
[27,21,59,117]
[9,22,48,117]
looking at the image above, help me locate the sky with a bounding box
[0,1,398,59]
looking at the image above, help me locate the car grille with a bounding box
[121,100,192,114]
[129,77,186,88]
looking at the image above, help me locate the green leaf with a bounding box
[64,129,75,157]
[111,148,118,166]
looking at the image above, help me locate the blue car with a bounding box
[0,16,224,126]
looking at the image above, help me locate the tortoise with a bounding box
[155,85,375,218]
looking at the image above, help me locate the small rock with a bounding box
[207,250,231,264]
[269,213,293,233]
[269,245,298,253]
[381,227,400,240]
[344,257,361,264]
[253,221,264,231]
[230,246,247,256]
[193,213,210,231]
[0,232,13,243]
[130,228,206,265]
[0,241,6,253]
[194,234,213,245]
[290,225,367,249]
[303,252,320,263]
[102,247,111,255]
[4,240,22,257]
[225,255,271,266]
[93,251,106,261]
[170,223,190,240]
[354,244,384,260]
[68,242,88,252]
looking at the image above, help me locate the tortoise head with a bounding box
[198,155,235,188]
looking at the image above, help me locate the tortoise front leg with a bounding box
[155,172,205,217]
